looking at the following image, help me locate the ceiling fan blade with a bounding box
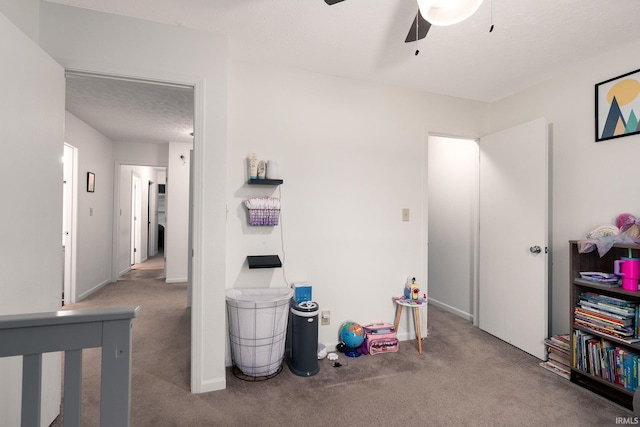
[324,0,346,4]
[405,10,431,43]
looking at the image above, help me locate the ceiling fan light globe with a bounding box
[417,0,435,13]
[418,0,484,26]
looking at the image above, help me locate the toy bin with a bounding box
[226,288,294,377]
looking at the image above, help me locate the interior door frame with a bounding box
[424,132,480,326]
[63,64,205,392]
[113,162,167,276]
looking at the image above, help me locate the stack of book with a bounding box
[574,330,639,391]
[577,271,620,287]
[573,292,639,343]
[539,334,570,379]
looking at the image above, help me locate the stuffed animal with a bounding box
[616,213,640,239]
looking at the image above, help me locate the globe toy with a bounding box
[340,322,365,357]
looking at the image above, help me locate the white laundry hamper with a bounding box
[226,288,294,378]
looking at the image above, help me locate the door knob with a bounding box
[529,246,542,254]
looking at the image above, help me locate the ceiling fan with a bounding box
[324,0,486,44]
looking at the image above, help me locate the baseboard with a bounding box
[428,298,474,322]
[119,266,131,277]
[165,277,188,284]
[77,278,111,302]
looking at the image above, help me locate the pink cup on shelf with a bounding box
[614,257,640,291]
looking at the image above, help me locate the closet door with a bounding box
[478,118,548,360]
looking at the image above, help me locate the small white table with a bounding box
[393,296,428,355]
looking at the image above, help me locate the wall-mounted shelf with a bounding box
[247,255,282,269]
[248,178,283,186]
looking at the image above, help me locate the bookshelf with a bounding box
[569,240,640,409]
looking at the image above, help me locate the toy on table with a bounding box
[404,277,421,300]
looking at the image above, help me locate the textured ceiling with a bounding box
[50,0,640,143]
[65,74,194,144]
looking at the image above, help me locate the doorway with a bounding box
[426,121,549,360]
[64,67,203,392]
[427,135,479,322]
[119,164,167,274]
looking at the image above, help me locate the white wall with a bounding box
[166,141,192,282]
[0,0,39,42]
[488,38,640,335]
[64,112,114,300]
[40,3,229,392]
[0,10,64,425]
[227,61,488,348]
[113,140,169,166]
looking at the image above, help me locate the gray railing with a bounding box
[0,306,140,427]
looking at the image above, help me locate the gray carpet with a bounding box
[52,255,634,426]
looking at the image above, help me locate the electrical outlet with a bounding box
[402,208,410,222]
[321,310,330,326]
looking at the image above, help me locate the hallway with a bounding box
[53,252,190,426]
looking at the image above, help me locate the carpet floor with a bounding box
[52,254,634,426]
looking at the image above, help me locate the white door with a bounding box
[0,13,65,425]
[188,150,194,307]
[478,118,549,360]
[62,143,77,305]
[131,173,142,265]
[148,180,156,256]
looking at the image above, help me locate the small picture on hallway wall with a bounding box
[87,172,95,193]
[595,68,640,142]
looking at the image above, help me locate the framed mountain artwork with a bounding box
[596,68,640,142]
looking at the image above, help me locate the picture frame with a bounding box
[87,172,95,193]
[595,68,640,142]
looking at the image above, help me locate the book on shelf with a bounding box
[573,330,640,391]
[580,292,635,309]
[577,279,621,288]
[580,272,618,281]
[578,272,620,287]
[574,271,622,288]
[574,292,640,342]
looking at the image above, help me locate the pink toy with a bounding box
[616,213,640,239]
